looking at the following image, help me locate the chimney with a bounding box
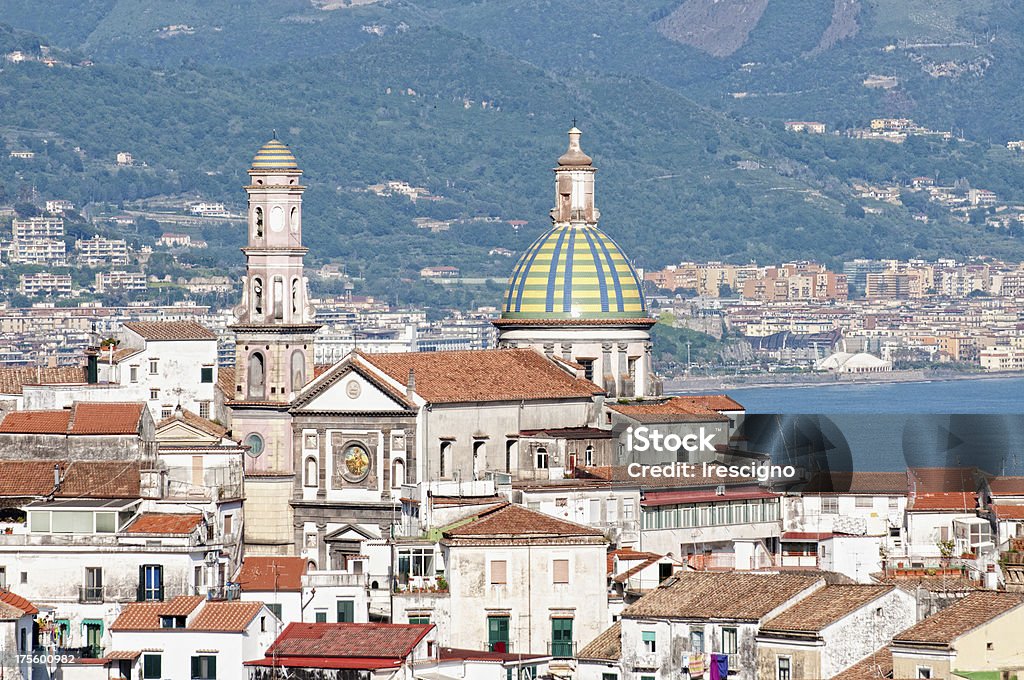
[85,348,99,384]
[406,369,416,399]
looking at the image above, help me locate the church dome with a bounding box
[501,224,648,319]
[251,139,298,170]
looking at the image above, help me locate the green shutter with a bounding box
[208,656,216,679]
[191,656,200,679]
[336,600,354,623]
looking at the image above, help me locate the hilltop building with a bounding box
[494,128,658,398]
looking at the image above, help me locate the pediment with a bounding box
[292,359,413,413]
[324,523,380,542]
[155,420,221,446]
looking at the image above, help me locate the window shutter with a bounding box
[156,566,164,602]
[553,559,569,584]
[491,560,507,584]
[208,656,216,678]
[137,565,145,602]
[191,657,200,679]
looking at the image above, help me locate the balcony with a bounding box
[547,641,578,659]
[302,571,368,589]
[78,586,104,604]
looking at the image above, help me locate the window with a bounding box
[551,618,573,658]
[536,446,549,469]
[391,459,405,489]
[821,497,838,514]
[408,615,431,625]
[201,366,214,383]
[585,445,594,466]
[20,572,26,584]
[0,567,5,588]
[336,599,354,623]
[245,433,264,457]
[304,457,318,487]
[623,499,635,520]
[96,512,116,533]
[722,627,738,655]
[142,654,162,679]
[603,675,619,680]
[690,629,705,654]
[191,655,216,680]
[260,615,266,632]
[439,441,451,478]
[84,567,103,602]
[139,564,163,601]
[855,496,874,508]
[888,496,900,511]
[129,366,138,383]
[149,359,158,375]
[579,359,595,382]
[314,611,327,623]
[917,667,932,679]
[490,560,507,585]
[150,388,159,400]
[161,406,172,419]
[223,515,233,536]
[505,440,515,473]
[488,615,510,652]
[199,401,210,419]
[553,559,569,584]
[248,352,266,399]
[397,548,434,578]
[267,603,282,619]
[642,630,656,653]
[159,615,185,628]
[778,656,791,680]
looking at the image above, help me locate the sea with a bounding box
[688,377,1024,475]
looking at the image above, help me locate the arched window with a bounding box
[290,206,299,233]
[304,457,318,487]
[254,207,264,238]
[505,440,515,473]
[273,276,284,320]
[391,459,405,489]
[290,350,306,391]
[252,277,263,316]
[536,446,549,470]
[585,445,594,467]
[439,442,451,478]
[248,352,265,399]
[291,278,300,317]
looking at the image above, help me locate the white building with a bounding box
[190,202,230,217]
[116,152,133,166]
[12,216,64,240]
[76,235,129,266]
[19,272,73,297]
[94,270,146,293]
[0,589,38,680]
[9,238,66,266]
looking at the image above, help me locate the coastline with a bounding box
[664,369,1023,393]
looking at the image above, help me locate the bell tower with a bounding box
[231,139,318,405]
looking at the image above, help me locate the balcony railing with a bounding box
[78,586,104,603]
[488,641,513,653]
[548,641,577,659]
[302,571,368,589]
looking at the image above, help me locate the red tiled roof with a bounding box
[245,656,401,670]
[123,513,203,535]
[760,585,894,633]
[156,408,228,439]
[577,621,621,661]
[0,460,140,498]
[265,622,433,659]
[236,557,307,592]
[439,647,548,662]
[641,487,776,507]
[492,318,655,327]
[622,572,822,621]
[0,366,86,395]
[216,367,235,400]
[188,600,264,632]
[892,591,1024,645]
[103,651,141,661]
[909,467,979,493]
[110,596,205,631]
[908,492,977,512]
[782,532,834,541]
[443,503,604,542]
[833,647,892,680]
[123,321,217,341]
[0,589,39,616]
[68,402,146,435]
[96,347,143,365]
[992,504,1024,520]
[360,349,603,404]
[989,476,1024,496]
[607,396,729,423]
[0,410,71,433]
[803,471,908,495]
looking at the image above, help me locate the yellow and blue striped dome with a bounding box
[252,139,298,170]
[502,224,648,319]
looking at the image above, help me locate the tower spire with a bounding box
[552,126,597,224]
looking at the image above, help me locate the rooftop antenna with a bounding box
[272,128,278,140]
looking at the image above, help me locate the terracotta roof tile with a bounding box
[892,591,1024,646]
[103,651,141,661]
[360,349,602,404]
[992,504,1024,520]
[0,366,86,395]
[607,396,729,423]
[110,596,205,631]
[236,557,307,592]
[0,410,71,433]
[622,572,822,621]
[908,467,980,493]
[0,460,140,498]
[216,367,235,400]
[267,622,433,659]
[989,476,1024,496]
[803,471,908,495]
[0,589,39,616]
[188,600,264,632]
[760,585,895,633]
[833,647,892,680]
[96,347,143,365]
[443,503,605,543]
[908,492,977,512]
[157,408,228,439]
[123,513,203,535]
[577,621,621,661]
[68,402,146,435]
[123,321,217,341]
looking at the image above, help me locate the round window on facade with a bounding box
[342,443,371,483]
[244,433,265,457]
